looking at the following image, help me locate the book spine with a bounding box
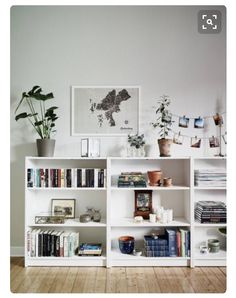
[180,230,185,257]
[94,169,98,188]
[58,169,61,188]
[104,169,107,188]
[77,169,82,187]
[66,169,72,188]
[56,233,60,257]
[27,169,33,187]
[82,169,86,187]
[27,230,31,257]
[64,235,68,257]
[166,229,177,257]
[100,169,104,188]
[176,231,181,257]
[60,233,64,257]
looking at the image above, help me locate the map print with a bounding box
[89,89,131,127]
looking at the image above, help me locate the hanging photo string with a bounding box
[170,111,226,121]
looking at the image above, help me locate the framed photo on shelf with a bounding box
[71,86,140,136]
[134,190,152,219]
[51,199,76,219]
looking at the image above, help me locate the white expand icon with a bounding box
[201,14,218,30]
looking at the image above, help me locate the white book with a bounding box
[94,169,99,187]
[104,169,107,188]
[82,169,86,187]
[61,169,65,188]
[35,229,41,257]
[63,232,70,257]
[26,229,32,257]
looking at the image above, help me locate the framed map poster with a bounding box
[71,86,139,135]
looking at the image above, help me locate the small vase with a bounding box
[86,207,95,220]
[127,146,145,157]
[93,209,101,222]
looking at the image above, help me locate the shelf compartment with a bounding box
[111,186,190,191]
[194,187,226,190]
[27,187,107,191]
[110,249,190,267]
[25,255,106,267]
[28,218,107,227]
[194,249,226,260]
[194,222,226,228]
[111,217,190,227]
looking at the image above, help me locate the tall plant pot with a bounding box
[158,139,172,157]
[36,139,55,157]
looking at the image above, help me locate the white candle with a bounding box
[149,213,156,223]
[167,209,173,222]
[161,210,168,224]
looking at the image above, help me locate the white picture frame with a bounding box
[71,86,140,136]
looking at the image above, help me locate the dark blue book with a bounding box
[165,228,177,257]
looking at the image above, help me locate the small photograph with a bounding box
[222,132,227,145]
[213,113,223,126]
[209,136,220,148]
[191,137,201,148]
[51,199,75,218]
[194,117,204,128]
[179,116,189,128]
[173,132,184,145]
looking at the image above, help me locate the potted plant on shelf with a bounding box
[127,133,146,157]
[15,85,58,157]
[151,95,174,157]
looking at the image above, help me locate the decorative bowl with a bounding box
[80,214,92,223]
[118,236,135,254]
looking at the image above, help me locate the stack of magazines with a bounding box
[195,201,227,223]
[78,243,102,256]
[117,172,147,187]
[194,169,226,187]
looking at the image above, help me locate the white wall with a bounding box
[10,6,226,248]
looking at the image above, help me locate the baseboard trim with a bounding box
[11,246,24,256]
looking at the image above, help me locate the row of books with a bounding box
[144,228,190,257]
[117,172,147,187]
[27,168,106,188]
[194,169,226,187]
[195,201,227,223]
[27,229,79,257]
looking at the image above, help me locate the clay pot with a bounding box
[163,177,172,187]
[158,139,172,157]
[147,170,162,186]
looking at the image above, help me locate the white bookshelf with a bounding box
[25,156,226,267]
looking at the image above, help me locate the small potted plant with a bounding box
[127,133,146,157]
[151,95,174,157]
[15,86,58,157]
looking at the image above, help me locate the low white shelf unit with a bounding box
[25,156,226,267]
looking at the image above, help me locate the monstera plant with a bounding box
[15,86,58,156]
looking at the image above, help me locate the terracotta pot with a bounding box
[158,139,172,157]
[163,177,172,187]
[147,170,162,186]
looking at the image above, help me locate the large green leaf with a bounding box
[28,86,41,96]
[34,120,43,126]
[15,112,30,121]
[32,92,54,101]
[46,106,58,111]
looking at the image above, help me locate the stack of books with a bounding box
[27,229,79,257]
[78,243,102,256]
[195,201,227,223]
[117,172,147,187]
[144,228,190,257]
[27,168,106,188]
[144,235,169,257]
[194,169,226,187]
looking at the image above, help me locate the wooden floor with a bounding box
[10,257,226,293]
